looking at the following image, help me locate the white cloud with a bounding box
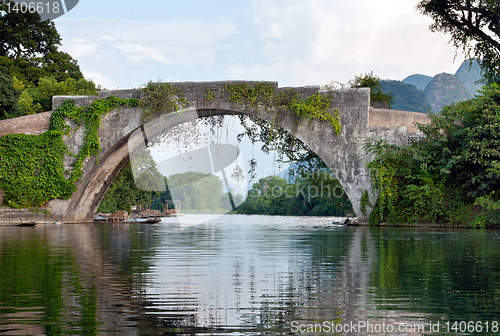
[85,71,118,90]
[56,0,466,89]
[227,0,465,85]
[57,17,239,88]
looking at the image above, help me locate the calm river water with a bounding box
[0,214,498,335]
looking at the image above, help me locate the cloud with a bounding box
[226,0,465,85]
[57,17,239,88]
[56,0,466,89]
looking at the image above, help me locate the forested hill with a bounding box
[380,59,484,113]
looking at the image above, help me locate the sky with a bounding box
[54,0,466,90]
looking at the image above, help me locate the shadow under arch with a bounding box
[47,85,372,222]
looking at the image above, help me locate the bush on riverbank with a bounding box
[236,174,354,217]
[366,84,500,228]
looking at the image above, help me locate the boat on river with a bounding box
[94,215,161,224]
[331,218,358,226]
[16,222,37,227]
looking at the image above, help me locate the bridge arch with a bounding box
[44,82,375,222]
[41,81,430,223]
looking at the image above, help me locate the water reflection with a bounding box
[0,224,139,335]
[0,216,498,335]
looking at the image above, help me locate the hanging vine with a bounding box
[223,82,342,133]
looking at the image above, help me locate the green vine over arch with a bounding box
[223,82,342,133]
[140,81,342,134]
[0,96,138,208]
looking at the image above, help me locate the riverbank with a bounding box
[0,208,498,229]
[0,206,54,225]
[352,220,500,230]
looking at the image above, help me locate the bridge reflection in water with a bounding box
[0,217,497,335]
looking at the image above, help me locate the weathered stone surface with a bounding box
[0,81,431,224]
[369,107,430,133]
[0,207,53,225]
[0,112,51,137]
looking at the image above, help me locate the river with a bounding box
[0,214,498,335]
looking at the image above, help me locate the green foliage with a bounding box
[290,94,341,133]
[6,75,98,118]
[140,82,187,120]
[21,76,98,113]
[365,141,405,225]
[474,192,500,227]
[224,82,276,105]
[366,84,500,227]
[0,2,60,59]
[350,72,393,107]
[223,83,342,134]
[0,131,71,207]
[236,173,353,216]
[417,0,500,83]
[0,3,84,84]
[0,3,88,119]
[17,89,41,115]
[204,87,216,101]
[98,164,159,213]
[0,64,19,118]
[422,84,500,198]
[33,50,84,82]
[360,190,372,217]
[0,96,138,207]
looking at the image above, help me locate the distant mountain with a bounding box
[454,59,484,96]
[403,74,433,91]
[380,80,432,113]
[384,59,486,113]
[424,73,472,113]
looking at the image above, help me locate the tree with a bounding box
[350,72,393,107]
[236,174,354,216]
[0,65,19,118]
[0,2,60,59]
[0,1,95,119]
[21,76,98,113]
[0,1,86,94]
[98,164,160,214]
[367,84,500,227]
[417,0,500,83]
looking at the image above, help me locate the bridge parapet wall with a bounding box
[369,107,430,133]
[0,112,51,137]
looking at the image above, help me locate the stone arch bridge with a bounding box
[0,81,430,223]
